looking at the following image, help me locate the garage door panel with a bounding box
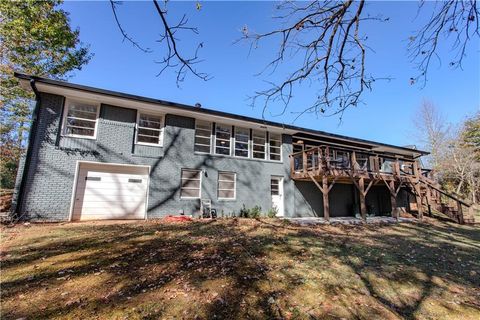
[72,163,149,221]
[77,182,146,192]
[76,193,147,203]
[75,187,146,197]
[74,201,144,211]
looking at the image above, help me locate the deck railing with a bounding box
[289,145,420,179]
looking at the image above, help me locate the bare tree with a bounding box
[441,125,480,203]
[109,0,210,86]
[413,100,450,170]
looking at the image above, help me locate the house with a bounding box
[12,73,469,222]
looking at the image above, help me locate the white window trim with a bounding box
[180,169,202,199]
[233,127,250,158]
[135,111,164,147]
[61,98,100,140]
[218,172,236,200]
[194,120,212,154]
[252,130,267,160]
[269,133,283,162]
[214,123,232,156]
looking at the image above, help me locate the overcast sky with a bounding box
[61,1,479,148]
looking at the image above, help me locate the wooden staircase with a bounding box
[416,175,475,224]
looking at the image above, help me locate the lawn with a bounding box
[1,218,479,320]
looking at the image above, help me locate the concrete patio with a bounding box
[284,216,416,225]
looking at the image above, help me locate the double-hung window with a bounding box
[215,124,231,155]
[218,172,236,200]
[269,133,282,161]
[180,169,201,199]
[252,130,266,159]
[136,113,163,145]
[194,120,212,153]
[234,127,249,158]
[63,100,99,138]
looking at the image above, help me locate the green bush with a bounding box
[239,204,262,218]
[250,205,262,218]
[267,207,278,218]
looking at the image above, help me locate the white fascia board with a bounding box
[26,80,293,135]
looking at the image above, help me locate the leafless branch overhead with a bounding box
[152,0,210,85]
[109,1,152,53]
[109,0,210,85]
[242,0,386,121]
[408,0,479,86]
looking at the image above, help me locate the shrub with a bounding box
[239,204,249,218]
[250,205,262,218]
[267,206,278,218]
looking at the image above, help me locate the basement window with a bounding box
[62,99,100,138]
[218,172,236,200]
[180,169,202,199]
[136,112,164,146]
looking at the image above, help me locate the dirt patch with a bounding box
[1,218,479,319]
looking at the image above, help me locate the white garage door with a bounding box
[72,163,149,220]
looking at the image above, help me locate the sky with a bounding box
[61,0,480,148]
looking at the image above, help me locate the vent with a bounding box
[85,177,101,181]
[128,178,142,183]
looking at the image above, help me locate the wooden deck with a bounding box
[289,145,474,224]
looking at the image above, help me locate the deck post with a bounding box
[359,177,367,222]
[389,180,398,219]
[414,184,424,220]
[351,151,357,171]
[290,155,294,178]
[322,175,330,222]
[302,150,308,175]
[456,201,464,224]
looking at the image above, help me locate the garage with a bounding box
[71,162,149,220]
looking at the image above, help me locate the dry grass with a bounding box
[1,218,479,319]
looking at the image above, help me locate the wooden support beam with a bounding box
[302,150,308,175]
[359,177,367,221]
[413,183,424,220]
[389,180,398,219]
[307,171,332,222]
[457,201,464,224]
[290,155,294,178]
[323,175,330,222]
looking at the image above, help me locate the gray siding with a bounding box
[14,93,292,221]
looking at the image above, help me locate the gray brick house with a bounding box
[12,73,428,221]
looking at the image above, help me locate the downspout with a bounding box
[15,79,41,217]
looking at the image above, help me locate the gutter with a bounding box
[13,72,430,157]
[14,79,42,217]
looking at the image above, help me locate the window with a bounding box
[180,169,201,198]
[215,124,231,155]
[63,100,99,138]
[136,113,163,145]
[271,178,279,196]
[234,127,249,157]
[269,133,282,161]
[218,172,236,199]
[194,120,212,153]
[252,130,266,159]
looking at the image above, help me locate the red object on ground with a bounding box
[164,215,193,222]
